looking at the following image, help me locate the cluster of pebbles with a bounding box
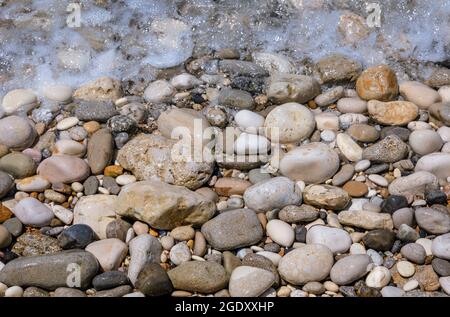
[1,49,450,298]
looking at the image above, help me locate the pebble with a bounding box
[338,210,394,230]
[169,242,192,265]
[57,224,96,249]
[0,152,36,179]
[315,112,340,131]
[381,195,408,214]
[368,174,388,187]
[234,110,265,133]
[403,280,419,292]
[316,54,362,84]
[128,234,162,286]
[363,135,408,163]
[51,205,73,224]
[431,233,450,260]
[85,238,128,271]
[135,263,173,296]
[1,89,37,115]
[278,244,334,285]
[13,197,54,227]
[0,116,37,151]
[416,238,433,256]
[0,225,12,249]
[399,81,441,109]
[356,65,399,101]
[306,225,352,254]
[266,220,294,247]
[347,124,380,143]
[330,254,371,285]
[218,88,254,110]
[336,133,363,162]
[56,117,79,130]
[355,160,371,172]
[439,277,450,295]
[16,175,51,192]
[343,181,368,198]
[74,100,118,122]
[279,205,319,223]
[314,86,344,107]
[0,171,13,198]
[303,184,350,210]
[337,98,367,113]
[415,208,450,235]
[409,129,443,155]
[415,152,450,184]
[397,260,416,278]
[267,74,321,104]
[4,286,24,297]
[381,286,405,297]
[388,171,438,198]
[116,175,136,186]
[400,243,427,265]
[160,235,175,251]
[229,266,275,297]
[362,229,396,252]
[365,266,391,288]
[332,164,355,186]
[432,258,450,277]
[38,155,90,184]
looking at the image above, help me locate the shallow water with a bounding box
[0,0,449,97]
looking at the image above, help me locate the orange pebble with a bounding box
[104,165,124,177]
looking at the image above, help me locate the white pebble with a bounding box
[266,220,295,247]
[57,117,79,130]
[98,187,110,195]
[5,286,23,297]
[366,266,391,288]
[191,255,206,261]
[321,130,336,142]
[416,238,433,256]
[368,174,389,187]
[403,280,419,291]
[397,261,415,278]
[350,243,366,254]
[116,175,137,186]
[355,160,371,172]
[71,182,84,192]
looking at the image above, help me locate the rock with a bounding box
[0,171,13,198]
[343,181,368,198]
[201,209,263,251]
[314,87,344,107]
[170,226,195,241]
[278,205,319,223]
[415,208,450,235]
[362,229,396,251]
[234,110,265,133]
[167,261,228,294]
[338,210,393,230]
[229,266,275,297]
[85,239,128,271]
[266,220,294,247]
[218,60,268,78]
[409,130,443,155]
[2,217,22,237]
[0,250,98,290]
[252,52,295,75]
[157,107,210,142]
[234,133,270,155]
[12,197,53,227]
[381,196,409,214]
[399,81,441,109]
[11,231,60,256]
[0,225,12,249]
[280,143,340,184]
[16,175,51,193]
[339,113,369,129]
[74,100,118,122]
[381,286,405,297]
[22,287,50,297]
[397,261,415,278]
[338,12,370,44]
[365,266,391,288]
[427,68,450,88]
[0,116,37,151]
[267,74,321,104]
[193,231,207,257]
[128,234,162,285]
[336,133,363,162]
[400,243,426,265]
[4,286,24,297]
[356,65,399,101]
[43,85,72,104]
[367,100,418,126]
[362,135,408,163]
[73,77,121,102]
[316,54,362,84]
[243,177,302,213]
[218,88,254,109]
[87,129,113,175]
[330,255,372,285]
[53,287,87,297]
[264,103,315,143]
[37,155,90,184]
[116,180,215,230]
[315,112,340,131]
[73,195,117,239]
[278,244,334,285]
[414,265,440,292]
[116,175,136,186]
[170,73,202,90]
[170,242,191,265]
[94,285,132,297]
[54,140,85,158]
[440,276,450,295]
[214,178,252,197]
[432,258,450,276]
[118,134,213,190]
[388,172,438,198]
[332,164,355,186]
[431,233,450,260]
[306,225,352,254]
[135,263,173,296]
[303,184,350,211]
[415,153,450,184]
[0,152,36,179]
[429,102,450,126]
[397,224,419,242]
[58,224,96,250]
[337,98,367,114]
[1,89,37,115]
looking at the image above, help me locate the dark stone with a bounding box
[102,176,121,195]
[74,100,118,123]
[319,211,328,220]
[135,263,173,296]
[83,176,99,195]
[107,115,137,134]
[58,224,96,249]
[381,195,409,214]
[231,76,266,94]
[339,286,357,297]
[432,258,450,277]
[383,256,396,269]
[362,229,396,251]
[390,240,403,253]
[264,243,281,253]
[0,250,18,263]
[106,219,131,241]
[205,253,222,264]
[295,225,307,243]
[191,93,205,104]
[94,285,132,297]
[2,217,23,237]
[92,271,130,291]
[365,164,390,174]
[380,126,411,142]
[355,281,382,297]
[425,190,448,205]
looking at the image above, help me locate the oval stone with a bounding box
[37,155,90,184]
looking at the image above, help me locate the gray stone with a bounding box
[306,225,352,254]
[415,208,450,235]
[0,171,13,198]
[401,243,427,265]
[362,135,408,163]
[0,152,36,179]
[135,263,173,296]
[94,285,132,297]
[92,271,130,291]
[54,287,86,297]
[218,88,254,109]
[279,205,319,223]
[83,176,99,195]
[128,234,162,286]
[330,255,372,285]
[74,100,118,122]
[431,233,450,260]
[87,129,113,175]
[229,266,275,297]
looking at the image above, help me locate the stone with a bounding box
[0,225,12,249]
[218,88,254,109]
[74,100,118,122]
[356,65,399,101]
[415,153,450,184]
[248,169,272,184]
[315,112,340,131]
[56,117,79,131]
[362,229,396,251]
[381,286,405,297]
[87,129,113,175]
[338,210,393,230]
[303,184,350,211]
[116,175,136,186]
[316,54,362,84]
[11,231,61,256]
[343,181,368,198]
[117,134,213,190]
[229,266,275,297]
[414,265,440,292]
[397,224,419,242]
[0,250,98,290]
[381,196,409,214]
[339,113,369,129]
[12,197,53,227]
[330,255,372,285]
[234,133,270,155]
[336,133,363,162]
[267,74,321,104]
[1,89,37,115]
[427,68,450,88]
[22,287,50,297]
[365,266,391,288]
[397,261,415,278]
[440,276,450,295]
[0,152,36,179]
[367,100,418,126]
[429,102,450,126]
[431,233,450,260]
[399,81,441,109]
[201,209,263,251]
[315,86,344,107]
[4,286,24,297]
[332,164,355,186]
[264,103,315,143]
[116,180,215,230]
[337,98,367,113]
[170,226,195,241]
[193,232,207,257]
[347,124,380,143]
[278,244,334,285]
[278,205,319,223]
[135,263,173,296]
[37,155,90,184]
[280,143,340,184]
[0,171,13,198]
[143,80,175,103]
[432,258,450,277]
[170,242,192,266]
[85,239,128,271]
[73,77,121,102]
[214,178,251,197]
[219,60,268,78]
[409,130,443,155]
[426,189,447,205]
[362,135,408,163]
[388,172,438,198]
[223,251,242,277]
[167,261,228,294]
[128,234,162,286]
[401,243,426,265]
[266,220,294,247]
[234,110,265,133]
[16,175,51,193]
[243,177,302,213]
[415,208,450,235]
[58,224,96,250]
[73,195,117,239]
[2,217,22,237]
[252,52,295,75]
[94,285,132,297]
[306,225,352,254]
[0,116,37,151]
[338,12,370,44]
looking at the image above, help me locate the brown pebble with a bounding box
[30,192,39,199]
[379,188,390,198]
[214,177,252,196]
[257,213,267,230]
[0,204,13,223]
[343,181,368,197]
[83,121,101,134]
[308,100,318,109]
[104,165,124,177]
[149,229,159,237]
[193,231,207,257]
[187,239,194,249]
[35,122,46,135]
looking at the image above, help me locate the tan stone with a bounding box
[368,100,418,126]
[356,65,399,101]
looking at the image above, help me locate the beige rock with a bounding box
[338,210,393,230]
[399,81,441,109]
[73,77,122,102]
[368,100,418,126]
